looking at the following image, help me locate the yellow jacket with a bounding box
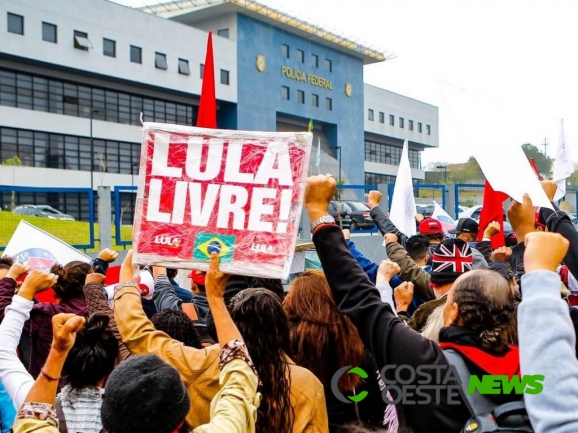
[113,286,329,432]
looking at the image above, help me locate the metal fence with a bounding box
[454,183,484,219]
[0,185,95,251]
[112,186,137,247]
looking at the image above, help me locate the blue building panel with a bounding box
[235,13,365,184]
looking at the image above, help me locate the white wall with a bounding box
[0,106,142,143]
[181,14,238,41]
[363,84,439,148]
[0,0,237,102]
[0,166,135,189]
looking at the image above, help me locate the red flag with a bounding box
[197,32,217,128]
[478,181,509,249]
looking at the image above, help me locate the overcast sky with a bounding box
[115,0,578,165]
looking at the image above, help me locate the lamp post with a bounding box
[89,108,102,192]
[436,163,448,185]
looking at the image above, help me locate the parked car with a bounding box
[13,205,75,221]
[329,201,352,229]
[344,201,375,230]
[416,204,434,218]
[457,206,470,218]
[460,205,483,221]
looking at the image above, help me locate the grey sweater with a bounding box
[519,270,578,433]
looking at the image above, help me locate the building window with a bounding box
[379,112,385,124]
[325,58,332,72]
[368,109,374,121]
[7,13,23,35]
[326,97,332,111]
[130,45,142,64]
[220,69,230,85]
[155,52,167,70]
[365,172,397,186]
[296,49,304,63]
[281,86,290,100]
[312,54,319,68]
[418,122,423,133]
[0,67,198,126]
[217,28,229,38]
[281,44,289,59]
[312,93,319,107]
[200,64,204,79]
[389,114,394,126]
[178,58,190,75]
[103,38,116,57]
[427,124,431,135]
[399,117,404,128]
[42,22,57,43]
[409,120,414,131]
[297,90,305,104]
[364,140,421,169]
[73,30,92,50]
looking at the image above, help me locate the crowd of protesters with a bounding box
[0,175,576,432]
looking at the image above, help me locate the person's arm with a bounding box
[152,269,183,312]
[0,263,29,323]
[114,252,219,386]
[345,235,379,284]
[541,207,578,280]
[91,248,118,276]
[83,274,130,361]
[475,240,493,264]
[385,241,435,301]
[368,190,409,246]
[12,314,85,433]
[0,270,57,409]
[518,232,578,433]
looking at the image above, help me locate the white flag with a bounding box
[553,119,574,202]
[316,137,321,171]
[432,201,456,232]
[389,140,417,236]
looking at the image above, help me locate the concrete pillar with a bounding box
[97,186,112,250]
[446,185,457,220]
[377,183,389,211]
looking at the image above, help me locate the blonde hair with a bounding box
[420,305,445,343]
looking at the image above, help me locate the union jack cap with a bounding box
[432,240,474,274]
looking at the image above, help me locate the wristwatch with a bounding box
[310,214,336,233]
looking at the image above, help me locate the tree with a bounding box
[522,143,551,177]
[448,156,484,184]
[1,156,22,211]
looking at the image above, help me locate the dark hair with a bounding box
[229,288,294,433]
[151,310,203,349]
[0,256,14,271]
[50,261,92,301]
[423,232,444,243]
[166,268,178,279]
[405,235,430,263]
[62,314,119,389]
[224,276,285,304]
[452,270,515,355]
[285,270,366,392]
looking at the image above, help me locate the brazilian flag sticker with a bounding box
[193,233,236,263]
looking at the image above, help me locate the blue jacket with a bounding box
[0,383,15,433]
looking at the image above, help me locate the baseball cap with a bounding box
[187,270,206,286]
[419,218,444,234]
[430,238,474,285]
[449,218,479,235]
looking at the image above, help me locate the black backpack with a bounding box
[443,350,534,433]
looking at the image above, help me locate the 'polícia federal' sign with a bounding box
[281,66,333,90]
